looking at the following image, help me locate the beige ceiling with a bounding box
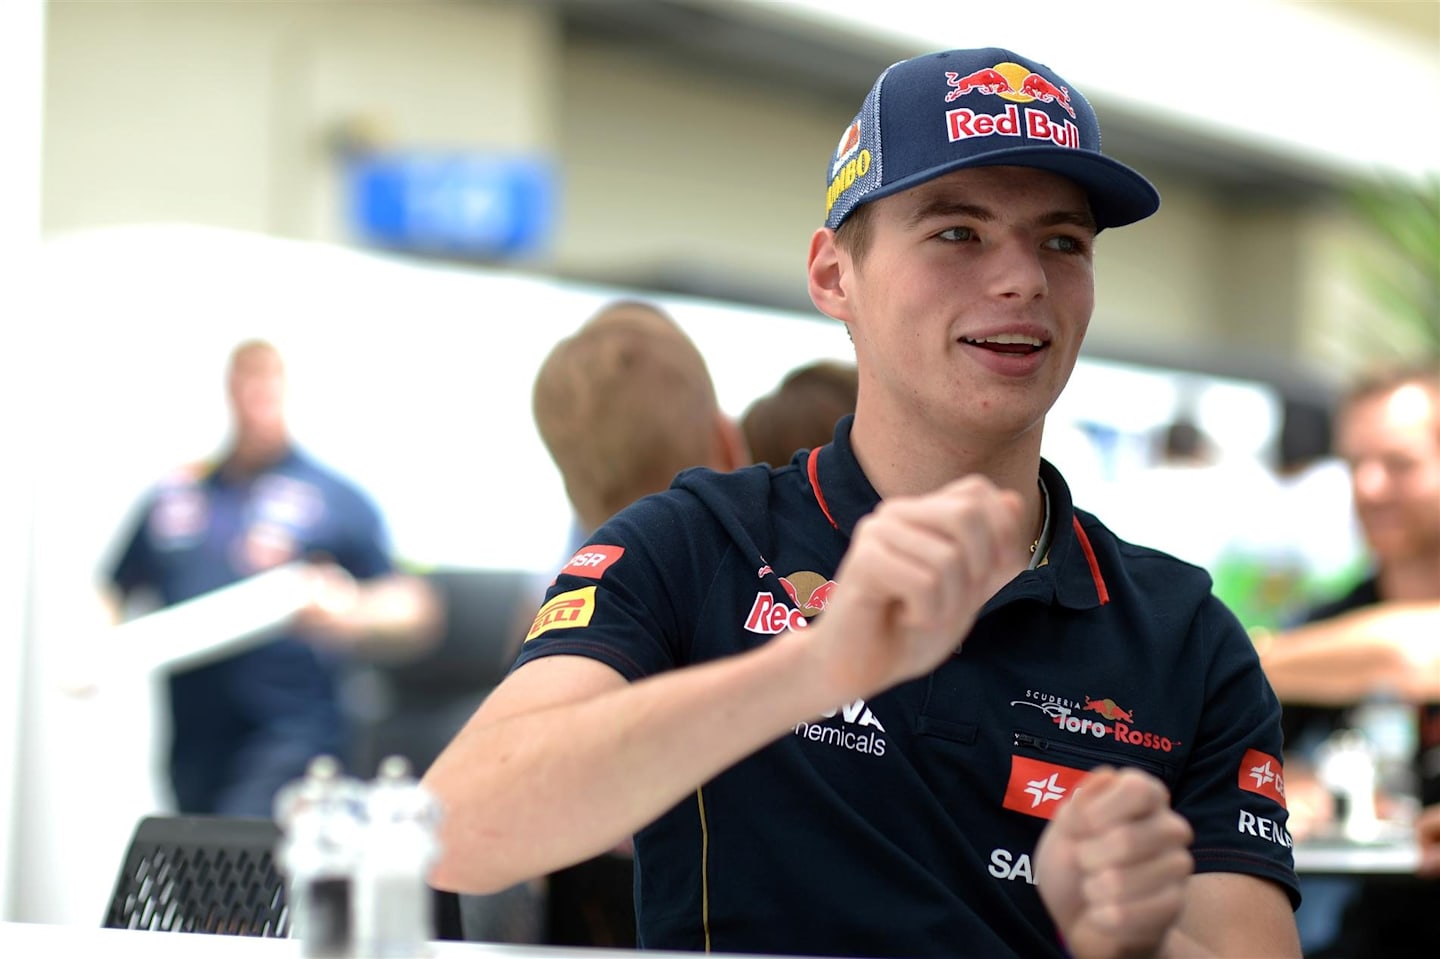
[1308,0,1440,51]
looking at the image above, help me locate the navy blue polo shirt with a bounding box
[515,417,1299,958]
[108,448,393,813]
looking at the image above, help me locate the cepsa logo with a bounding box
[1011,692,1180,754]
[1238,748,1287,808]
[942,61,1079,150]
[525,586,596,642]
[1002,755,1087,820]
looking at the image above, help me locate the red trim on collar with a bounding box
[806,446,840,531]
[1071,516,1109,605]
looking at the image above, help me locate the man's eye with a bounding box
[1045,235,1086,253]
[938,227,975,241]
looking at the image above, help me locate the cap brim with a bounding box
[858,147,1160,229]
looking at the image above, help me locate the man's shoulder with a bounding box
[155,458,217,487]
[611,464,779,529]
[672,462,779,497]
[1072,506,1217,591]
[276,450,376,502]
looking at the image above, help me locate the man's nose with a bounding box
[987,240,1047,301]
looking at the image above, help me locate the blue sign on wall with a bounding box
[347,152,556,258]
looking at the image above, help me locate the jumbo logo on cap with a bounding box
[825,120,870,216]
[944,61,1080,149]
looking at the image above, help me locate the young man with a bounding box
[424,48,1301,958]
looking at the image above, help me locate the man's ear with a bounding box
[807,227,854,325]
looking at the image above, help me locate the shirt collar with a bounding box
[805,416,1108,611]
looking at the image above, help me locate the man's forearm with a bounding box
[1259,602,1440,704]
[422,629,843,895]
[1259,630,1406,703]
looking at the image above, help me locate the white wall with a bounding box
[0,0,45,925]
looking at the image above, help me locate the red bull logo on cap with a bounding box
[943,61,1079,150]
[945,62,1076,117]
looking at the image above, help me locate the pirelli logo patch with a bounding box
[526,586,596,641]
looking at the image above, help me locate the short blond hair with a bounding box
[533,301,722,531]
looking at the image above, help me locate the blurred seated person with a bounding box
[1253,363,1440,956]
[1420,803,1440,878]
[740,359,858,468]
[528,299,750,946]
[102,338,441,818]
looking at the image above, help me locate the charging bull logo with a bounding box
[1083,696,1134,723]
[944,63,1076,118]
[778,570,838,617]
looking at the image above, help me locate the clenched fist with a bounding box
[1035,766,1195,959]
[796,474,1029,706]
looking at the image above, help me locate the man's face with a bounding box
[227,346,287,440]
[1337,383,1440,565]
[829,165,1096,445]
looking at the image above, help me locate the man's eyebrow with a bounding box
[905,200,994,228]
[904,199,1097,233]
[1038,209,1099,232]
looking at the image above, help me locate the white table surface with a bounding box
[1291,836,1421,876]
[0,921,671,957]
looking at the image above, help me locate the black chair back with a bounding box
[103,815,288,936]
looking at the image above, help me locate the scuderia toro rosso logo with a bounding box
[1011,690,1181,754]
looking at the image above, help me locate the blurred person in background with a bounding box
[740,358,858,468]
[536,298,750,542]
[425,47,1301,958]
[101,338,441,817]
[1420,803,1440,878]
[1255,363,1440,956]
[527,299,750,947]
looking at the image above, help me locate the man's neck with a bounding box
[848,406,1047,541]
[1377,552,1440,602]
[223,436,291,478]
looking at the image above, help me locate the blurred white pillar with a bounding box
[0,0,45,922]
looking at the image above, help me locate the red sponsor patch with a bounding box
[1003,756,1087,820]
[561,545,624,579]
[1238,748,1287,808]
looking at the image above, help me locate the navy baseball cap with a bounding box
[824,47,1159,231]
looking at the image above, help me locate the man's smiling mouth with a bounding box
[960,333,1046,355]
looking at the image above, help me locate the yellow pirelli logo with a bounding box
[525,586,596,641]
